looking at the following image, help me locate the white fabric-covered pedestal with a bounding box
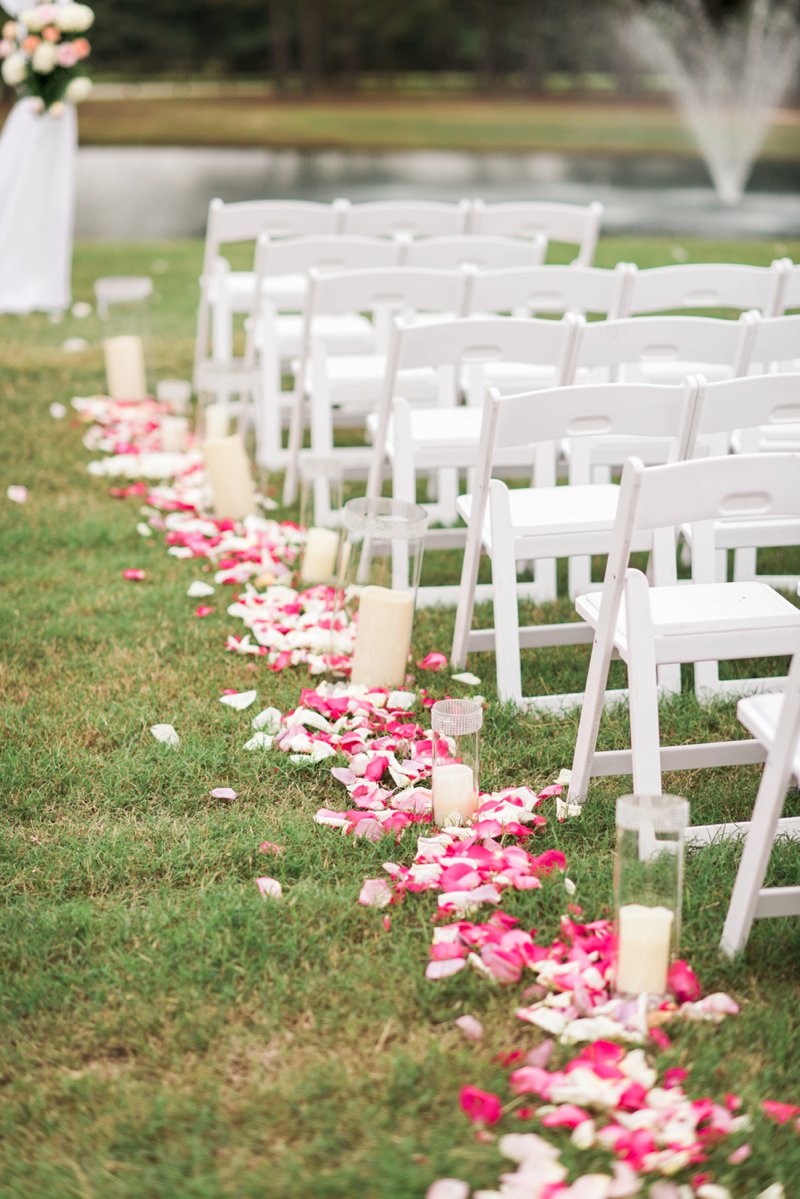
[0,98,77,314]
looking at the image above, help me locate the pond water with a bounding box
[75,146,800,242]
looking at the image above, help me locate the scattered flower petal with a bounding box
[219,690,257,710]
[150,723,179,749]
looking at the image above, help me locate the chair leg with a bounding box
[733,546,758,583]
[625,569,664,797]
[568,554,592,602]
[719,765,790,956]
[489,482,524,705]
[451,497,487,672]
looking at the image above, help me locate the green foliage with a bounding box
[1,235,799,1196]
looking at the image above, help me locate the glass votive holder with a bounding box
[96,276,153,400]
[156,378,192,414]
[431,698,483,826]
[333,497,428,689]
[614,794,690,999]
[160,415,190,453]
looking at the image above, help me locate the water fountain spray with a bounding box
[625,0,800,205]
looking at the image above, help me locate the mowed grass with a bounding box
[2,236,800,1198]
[2,92,799,157]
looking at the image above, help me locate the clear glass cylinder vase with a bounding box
[332,497,428,689]
[614,793,690,998]
[431,698,483,826]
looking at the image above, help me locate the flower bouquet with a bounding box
[0,3,93,114]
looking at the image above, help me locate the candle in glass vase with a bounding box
[103,335,147,399]
[157,378,192,413]
[615,904,674,996]
[204,403,230,440]
[203,434,256,520]
[350,585,414,689]
[301,528,340,585]
[433,762,477,825]
[161,415,189,453]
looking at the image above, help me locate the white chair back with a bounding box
[469,199,603,266]
[402,235,546,271]
[687,372,800,454]
[467,263,631,319]
[339,200,470,238]
[746,313,800,371]
[572,313,756,380]
[623,261,786,317]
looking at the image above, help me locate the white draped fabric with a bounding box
[0,98,77,314]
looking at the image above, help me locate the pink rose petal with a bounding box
[255,876,282,900]
[455,1015,484,1041]
[426,1182,469,1199]
[123,568,146,581]
[426,958,466,981]
[459,1085,502,1125]
[7,485,28,504]
[417,651,448,671]
[210,787,237,801]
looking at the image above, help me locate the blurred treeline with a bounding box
[90,0,751,91]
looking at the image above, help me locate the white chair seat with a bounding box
[274,312,375,358]
[212,270,307,312]
[737,692,800,782]
[311,356,438,404]
[576,580,800,655]
[459,483,622,545]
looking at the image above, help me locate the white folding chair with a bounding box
[194,197,346,385]
[571,312,756,386]
[683,373,800,604]
[469,199,603,267]
[339,200,470,238]
[776,259,799,314]
[746,312,800,376]
[464,263,632,401]
[450,378,700,709]
[621,261,787,319]
[402,235,546,271]
[250,235,402,471]
[363,314,579,606]
[283,267,469,517]
[566,454,800,826]
[720,634,800,956]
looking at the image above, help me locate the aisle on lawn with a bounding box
[2,238,799,1199]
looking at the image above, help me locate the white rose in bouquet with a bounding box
[65,74,92,103]
[2,21,18,39]
[32,40,57,73]
[56,4,94,34]
[1,50,28,86]
[20,5,58,33]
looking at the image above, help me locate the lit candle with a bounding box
[301,527,340,584]
[103,335,147,399]
[615,903,674,996]
[203,434,256,521]
[350,585,414,689]
[204,403,230,440]
[161,415,189,453]
[157,378,192,413]
[432,762,477,825]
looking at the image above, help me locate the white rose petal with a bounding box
[49,402,67,419]
[7,485,28,504]
[219,690,257,710]
[187,580,215,598]
[451,671,481,685]
[150,723,179,749]
[243,733,274,752]
[252,707,282,733]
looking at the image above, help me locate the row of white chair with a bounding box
[447,372,800,711]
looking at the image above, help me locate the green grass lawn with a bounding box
[2,92,799,157]
[2,236,800,1198]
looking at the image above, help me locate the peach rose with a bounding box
[22,34,40,52]
[42,25,60,43]
[73,37,90,59]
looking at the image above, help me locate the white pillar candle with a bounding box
[204,403,230,440]
[157,378,192,413]
[350,585,414,689]
[161,415,189,453]
[433,763,477,825]
[301,527,340,585]
[616,903,674,996]
[103,335,147,400]
[203,434,256,521]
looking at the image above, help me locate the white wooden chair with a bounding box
[776,259,799,314]
[566,454,800,826]
[571,312,755,386]
[194,197,346,386]
[469,199,603,267]
[363,314,579,606]
[402,234,546,271]
[449,378,700,709]
[250,235,403,471]
[682,373,800,605]
[746,312,800,377]
[339,200,470,238]
[463,263,632,401]
[621,261,787,319]
[282,267,469,516]
[720,633,800,956]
